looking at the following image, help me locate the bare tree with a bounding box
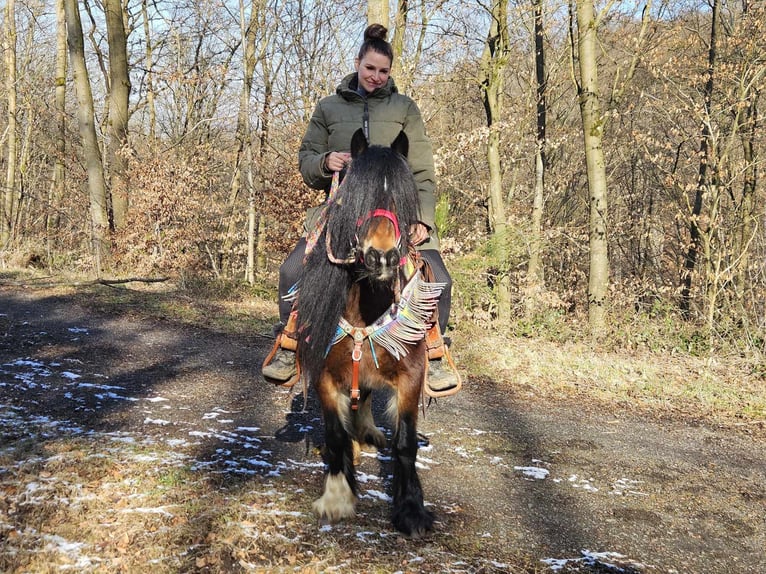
[480,0,512,322]
[241,0,261,283]
[141,0,157,141]
[572,0,610,333]
[391,0,407,70]
[526,0,547,313]
[679,0,720,317]
[64,0,111,274]
[368,0,389,28]
[2,0,18,248]
[48,0,68,248]
[104,0,131,230]
[733,4,762,318]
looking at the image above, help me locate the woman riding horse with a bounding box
[263,24,457,393]
[297,128,439,535]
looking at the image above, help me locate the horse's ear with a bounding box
[350,129,368,158]
[391,131,409,158]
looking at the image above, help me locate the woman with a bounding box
[263,24,456,392]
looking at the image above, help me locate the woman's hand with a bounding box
[324,152,351,173]
[409,223,430,246]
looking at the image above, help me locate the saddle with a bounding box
[262,256,461,399]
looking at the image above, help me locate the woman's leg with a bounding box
[278,238,307,326]
[418,249,452,334]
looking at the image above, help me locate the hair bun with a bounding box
[364,23,388,42]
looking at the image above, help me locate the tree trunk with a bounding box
[526,0,547,314]
[735,93,758,318]
[481,0,511,323]
[64,0,111,274]
[2,0,18,248]
[391,0,408,73]
[368,0,389,28]
[141,0,156,141]
[679,0,719,317]
[252,61,273,280]
[49,0,67,242]
[242,0,258,283]
[575,0,609,334]
[104,0,131,230]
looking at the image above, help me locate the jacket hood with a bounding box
[337,73,398,101]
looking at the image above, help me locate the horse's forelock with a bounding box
[338,147,419,239]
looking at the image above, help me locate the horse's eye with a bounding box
[386,249,401,268]
[364,249,378,269]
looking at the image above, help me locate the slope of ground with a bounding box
[1,279,764,573]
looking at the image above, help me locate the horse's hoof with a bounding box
[365,427,387,450]
[392,504,434,537]
[313,473,356,523]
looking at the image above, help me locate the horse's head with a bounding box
[337,129,414,282]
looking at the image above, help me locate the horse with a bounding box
[295,128,443,537]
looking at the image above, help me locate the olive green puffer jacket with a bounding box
[299,73,439,249]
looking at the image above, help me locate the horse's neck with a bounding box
[346,279,396,326]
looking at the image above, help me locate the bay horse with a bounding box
[296,129,443,537]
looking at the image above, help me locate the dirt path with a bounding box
[1,285,764,573]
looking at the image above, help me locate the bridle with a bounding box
[325,178,406,268]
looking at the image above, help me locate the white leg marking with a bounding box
[313,473,356,523]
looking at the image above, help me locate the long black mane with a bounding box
[296,131,420,384]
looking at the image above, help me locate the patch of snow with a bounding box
[569,474,599,492]
[515,466,550,480]
[121,506,176,518]
[610,478,647,497]
[166,438,193,448]
[94,392,139,402]
[361,489,392,502]
[542,550,647,573]
[76,382,125,391]
[144,418,171,426]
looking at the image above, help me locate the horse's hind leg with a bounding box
[390,375,434,537]
[353,391,386,464]
[313,379,356,523]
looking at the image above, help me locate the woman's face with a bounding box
[354,50,392,93]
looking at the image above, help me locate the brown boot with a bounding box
[262,348,297,382]
[427,358,459,392]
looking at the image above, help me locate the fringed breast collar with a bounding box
[330,269,444,360]
[328,267,445,409]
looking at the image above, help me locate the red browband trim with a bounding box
[357,209,401,241]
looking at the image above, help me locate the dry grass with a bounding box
[0,432,529,573]
[453,324,766,429]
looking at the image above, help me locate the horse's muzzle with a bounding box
[363,247,401,280]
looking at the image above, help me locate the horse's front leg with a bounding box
[391,368,434,537]
[313,372,357,523]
